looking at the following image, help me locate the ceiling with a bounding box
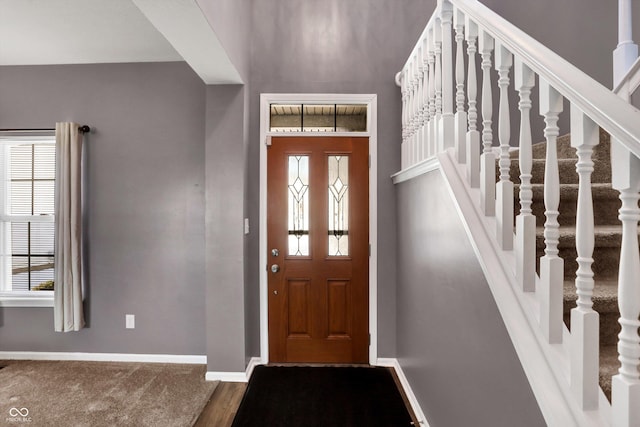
[0,0,242,84]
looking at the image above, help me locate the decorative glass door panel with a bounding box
[267,137,369,364]
[328,156,349,256]
[288,155,310,256]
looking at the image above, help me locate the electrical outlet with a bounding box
[125,314,135,329]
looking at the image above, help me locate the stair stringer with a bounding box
[437,149,611,427]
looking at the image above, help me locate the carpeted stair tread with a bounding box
[535,225,625,249]
[510,129,610,161]
[516,183,621,226]
[562,279,619,314]
[535,226,626,280]
[522,183,618,200]
[506,158,611,185]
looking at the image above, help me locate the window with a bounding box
[0,133,55,306]
[270,104,368,132]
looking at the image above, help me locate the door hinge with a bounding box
[369,244,371,257]
[369,333,371,345]
[368,154,371,168]
[266,136,272,146]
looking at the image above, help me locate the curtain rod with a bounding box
[0,125,91,133]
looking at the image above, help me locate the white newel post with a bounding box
[428,26,438,157]
[495,42,513,250]
[539,78,564,344]
[570,107,600,410]
[611,139,640,427]
[465,17,480,188]
[439,2,455,151]
[613,0,639,87]
[479,30,495,216]
[515,59,536,292]
[454,9,467,164]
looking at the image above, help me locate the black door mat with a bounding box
[231,365,415,427]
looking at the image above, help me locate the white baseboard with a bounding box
[205,371,247,382]
[245,356,261,379]
[375,358,430,427]
[205,356,262,383]
[0,351,206,364]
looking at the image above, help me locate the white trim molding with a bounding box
[0,351,206,364]
[259,93,378,365]
[205,356,262,383]
[205,371,247,383]
[0,292,54,307]
[391,156,440,184]
[376,358,430,427]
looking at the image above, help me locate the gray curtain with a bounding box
[54,122,85,332]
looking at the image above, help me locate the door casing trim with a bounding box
[259,93,378,365]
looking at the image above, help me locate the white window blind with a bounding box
[0,135,55,294]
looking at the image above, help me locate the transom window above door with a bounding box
[269,104,368,133]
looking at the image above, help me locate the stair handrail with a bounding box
[400,0,640,159]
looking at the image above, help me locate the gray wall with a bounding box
[396,170,545,427]
[0,62,207,355]
[205,85,247,372]
[245,0,436,359]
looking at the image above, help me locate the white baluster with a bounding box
[440,1,455,150]
[422,37,431,158]
[400,69,408,169]
[515,59,536,292]
[453,9,466,164]
[539,77,564,344]
[428,26,437,156]
[465,17,480,188]
[495,41,513,250]
[611,139,640,427]
[479,31,495,216]
[434,20,443,153]
[411,59,418,166]
[410,59,418,166]
[420,37,430,159]
[415,53,423,163]
[570,107,600,410]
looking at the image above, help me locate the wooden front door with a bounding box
[267,136,369,364]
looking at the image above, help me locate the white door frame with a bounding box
[259,93,378,365]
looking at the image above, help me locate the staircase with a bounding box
[396,0,640,424]
[508,129,620,400]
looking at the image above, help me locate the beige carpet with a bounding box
[0,360,218,427]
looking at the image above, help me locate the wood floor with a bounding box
[194,382,247,427]
[193,367,419,427]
